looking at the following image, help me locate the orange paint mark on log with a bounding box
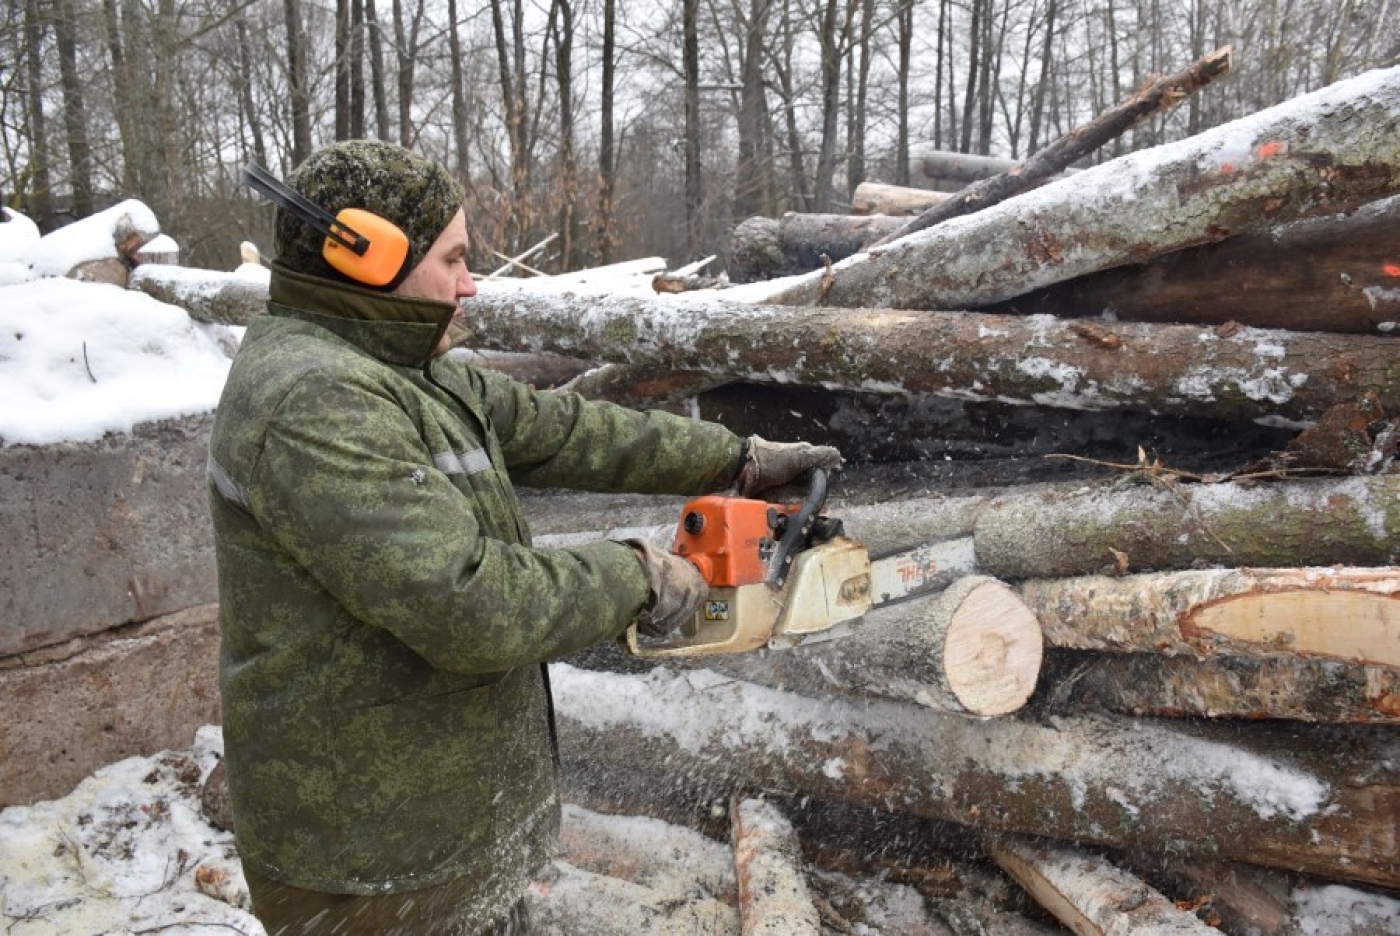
[1219,162,1236,174]
[1256,140,1284,159]
[1383,263,1400,277]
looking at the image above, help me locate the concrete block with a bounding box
[0,603,221,808]
[0,415,216,656]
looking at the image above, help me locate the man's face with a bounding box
[395,208,476,305]
[394,209,478,356]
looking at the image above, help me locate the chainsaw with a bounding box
[624,469,976,658]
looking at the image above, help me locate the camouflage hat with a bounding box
[274,139,464,289]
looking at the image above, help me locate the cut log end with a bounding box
[933,577,1044,716]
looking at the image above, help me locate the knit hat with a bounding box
[273,140,465,289]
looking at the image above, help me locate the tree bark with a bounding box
[876,47,1233,248]
[850,182,952,216]
[282,0,313,163]
[728,213,903,283]
[760,68,1400,310]
[986,836,1218,935]
[972,475,1400,579]
[1021,567,1400,666]
[458,291,1400,425]
[732,797,820,935]
[1045,650,1400,723]
[985,193,1400,335]
[550,664,1400,888]
[52,0,93,218]
[682,0,701,256]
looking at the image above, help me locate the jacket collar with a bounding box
[268,263,455,367]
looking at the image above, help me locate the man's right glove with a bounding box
[626,538,708,638]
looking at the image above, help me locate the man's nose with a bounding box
[459,271,478,299]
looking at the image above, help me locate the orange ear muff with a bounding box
[241,163,416,291]
[323,208,411,288]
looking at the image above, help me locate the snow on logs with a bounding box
[761,66,1400,311]
[459,291,1400,426]
[550,664,1400,889]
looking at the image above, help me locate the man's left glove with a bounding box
[626,538,708,638]
[735,434,843,501]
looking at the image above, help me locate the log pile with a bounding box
[466,64,1400,932]
[25,62,1394,933]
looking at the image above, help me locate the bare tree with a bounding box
[683,0,701,254]
[282,0,313,163]
[596,0,617,262]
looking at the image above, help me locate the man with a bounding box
[207,139,840,935]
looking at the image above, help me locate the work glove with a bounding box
[735,435,843,502]
[626,538,708,638]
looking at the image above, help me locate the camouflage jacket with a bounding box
[207,266,741,915]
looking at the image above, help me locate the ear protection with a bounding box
[242,163,413,290]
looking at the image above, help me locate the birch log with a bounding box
[1045,651,1400,723]
[731,797,821,935]
[761,67,1400,310]
[129,266,268,326]
[986,837,1219,935]
[708,574,1041,717]
[551,665,1400,888]
[972,475,1400,579]
[989,193,1400,335]
[458,292,1400,424]
[851,182,954,216]
[1021,567,1400,665]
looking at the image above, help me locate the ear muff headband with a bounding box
[242,163,413,289]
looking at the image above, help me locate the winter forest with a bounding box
[3,0,1397,276]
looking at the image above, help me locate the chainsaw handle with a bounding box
[765,467,828,587]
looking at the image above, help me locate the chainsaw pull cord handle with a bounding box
[765,467,828,588]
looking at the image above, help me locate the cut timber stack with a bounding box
[461,64,1400,933]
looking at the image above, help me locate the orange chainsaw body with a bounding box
[670,496,799,587]
[625,493,873,658]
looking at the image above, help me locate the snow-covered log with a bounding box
[1021,567,1400,666]
[731,797,820,934]
[990,193,1400,335]
[761,67,1400,310]
[972,475,1400,579]
[986,836,1219,934]
[1045,651,1400,723]
[459,290,1400,424]
[129,266,268,326]
[551,664,1400,888]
